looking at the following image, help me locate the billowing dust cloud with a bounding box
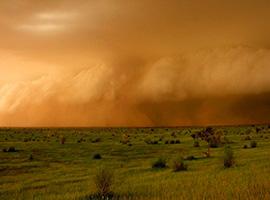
[0,1,270,126]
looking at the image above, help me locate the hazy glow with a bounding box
[35,12,76,20]
[16,11,78,33]
[18,24,66,32]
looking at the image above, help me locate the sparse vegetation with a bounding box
[0,126,269,199]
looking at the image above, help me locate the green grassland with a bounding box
[0,126,270,200]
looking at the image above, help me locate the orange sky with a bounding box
[0,0,270,126]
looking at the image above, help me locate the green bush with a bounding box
[172,157,187,172]
[152,158,167,169]
[224,146,235,168]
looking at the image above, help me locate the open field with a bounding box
[0,126,270,200]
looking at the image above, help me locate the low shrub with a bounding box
[193,140,200,147]
[223,137,233,144]
[7,147,16,152]
[175,139,181,144]
[93,153,102,160]
[203,150,211,158]
[86,193,118,200]
[29,154,33,161]
[171,132,176,138]
[244,136,252,140]
[152,158,167,169]
[172,157,187,172]
[170,140,175,144]
[60,136,66,144]
[92,138,101,143]
[243,144,248,149]
[209,137,220,148]
[94,168,114,197]
[250,141,257,148]
[144,138,151,144]
[2,147,16,152]
[144,138,158,145]
[224,146,235,168]
[120,134,129,144]
[185,155,196,160]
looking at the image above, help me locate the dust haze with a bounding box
[0,0,270,126]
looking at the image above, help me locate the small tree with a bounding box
[191,127,222,157]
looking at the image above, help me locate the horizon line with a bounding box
[0,122,269,129]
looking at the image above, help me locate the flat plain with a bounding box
[0,126,270,200]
